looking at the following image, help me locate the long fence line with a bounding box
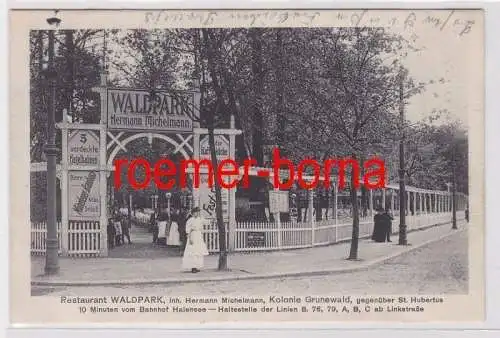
[31,211,463,256]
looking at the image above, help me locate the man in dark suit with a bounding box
[383,209,394,242]
[372,208,386,242]
[151,212,158,244]
[107,217,116,249]
[178,208,190,251]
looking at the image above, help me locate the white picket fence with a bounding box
[67,220,101,257]
[31,221,62,255]
[31,212,460,256]
[203,212,459,253]
[31,220,101,257]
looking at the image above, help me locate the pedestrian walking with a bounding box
[182,207,209,273]
[465,207,469,223]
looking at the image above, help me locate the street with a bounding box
[32,230,468,297]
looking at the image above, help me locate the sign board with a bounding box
[107,88,196,132]
[269,190,289,213]
[68,171,101,218]
[246,232,266,248]
[67,130,99,166]
[200,135,230,158]
[198,176,229,220]
[199,135,230,220]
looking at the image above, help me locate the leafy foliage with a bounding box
[29,28,469,258]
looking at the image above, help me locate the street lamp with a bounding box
[166,192,172,216]
[451,164,458,230]
[290,193,297,223]
[398,66,408,246]
[42,11,61,275]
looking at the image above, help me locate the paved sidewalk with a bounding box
[31,221,467,286]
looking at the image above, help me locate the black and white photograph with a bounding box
[10,8,483,324]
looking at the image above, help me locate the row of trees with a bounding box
[30,28,468,267]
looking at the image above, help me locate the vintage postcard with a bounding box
[10,8,484,324]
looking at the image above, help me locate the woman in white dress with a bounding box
[167,219,181,246]
[182,207,209,273]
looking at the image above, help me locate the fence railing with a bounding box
[202,211,462,253]
[30,221,62,255]
[67,220,101,257]
[31,212,462,256]
[31,220,101,257]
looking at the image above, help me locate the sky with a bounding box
[395,10,482,126]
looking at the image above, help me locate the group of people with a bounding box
[372,207,394,243]
[150,208,187,249]
[149,206,210,273]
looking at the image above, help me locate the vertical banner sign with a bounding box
[66,130,101,219]
[199,135,230,220]
[69,171,101,218]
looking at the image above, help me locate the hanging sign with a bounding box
[198,135,230,220]
[67,130,99,167]
[69,171,101,218]
[246,232,266,248]
[107,88,196,132]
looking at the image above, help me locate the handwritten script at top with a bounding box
[144,10,476,37]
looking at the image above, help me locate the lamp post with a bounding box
[290,193,297,223]
[43,12,61,275]
[451,163,458,230]
[398,66,408,246]
[166,192,172,216]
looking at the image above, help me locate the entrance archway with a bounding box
[107,132,193,168]
[52,75,240,257]
[106,133,194,258]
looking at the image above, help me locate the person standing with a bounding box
[113,215,123,246]
[151,211,159,244]
[168,209,181,247]
[371,208,386,243]
[182,207,209,273]
[178,208,190,252]
[383,209,394,242]
[107,216,116,249]
[157,211,169,246]
[121,215,132,244]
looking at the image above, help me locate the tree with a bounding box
[30,29,103,220]
[306,28,424,259]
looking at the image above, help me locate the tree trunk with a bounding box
[200,29,229,270]
[208,122,228,270]
[250,30,265,166]
[127,191,132,229]
[201,29,229,270]
[275,29,286,146]
[348,155,360,260]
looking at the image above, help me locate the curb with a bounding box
[32,225,466,287]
